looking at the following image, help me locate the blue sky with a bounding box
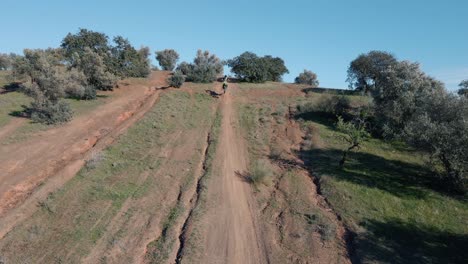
[1,0,467,90]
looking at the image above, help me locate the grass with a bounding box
[0,87,219,263]
[237,83,467,263]
[297,100,468,264]
[0,69,109,144]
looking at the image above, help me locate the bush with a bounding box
[176,62,192,75]
[167,71,185,88]
[75,48,117,91]
[295,70,319,87]
[31,99,73,125]
[155,49,179,71]
[248,159,272,186]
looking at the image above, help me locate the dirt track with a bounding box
[199,85,268,264]
[0,72,169,237]
[0,79,351,263]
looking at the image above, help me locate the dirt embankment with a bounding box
[233,84,352,263]
[0,71,169,238]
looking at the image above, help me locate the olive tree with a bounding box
[61,28,110,66]
[0,53,17,70]
[109,36,150,78]
[62,29,150,78]
[295,70,319,86]
[404,93,468,193]
[19,50,77,124]
[185,50,223,83]
[347,50,398,94]
[176,61,193,75]
[155,49,179,71]
[459,79,468,97]
[75,48,117,91]
[167,71,185,88]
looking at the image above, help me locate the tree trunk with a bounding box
[339,143,359,169]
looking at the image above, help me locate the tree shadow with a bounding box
[302,87,359,95]
[234,170,254,184]
[294,111,336,129]
[0,82,21,94]
[9,105,31,118]
[356,218,468,264]
[297,147,444,199]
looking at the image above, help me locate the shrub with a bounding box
[176,62,192,75]
[63,68,96,100]
[167,71,185,88]
[248,159,272,186]
[335,116,370,168]
[403,93,468,193]
[155,49,179,71]
[297,95,352,118]
[75,48,117,91]
[30,99,73,125]
[295,70,319,87]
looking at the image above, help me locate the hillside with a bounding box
[0,74,466,263]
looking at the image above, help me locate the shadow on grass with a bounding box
[356,218,468,264]
[9,104,31,119]
[298,148,439,199]
[302,87,360,95]
[0,82,21,94]
[294,111,336,129]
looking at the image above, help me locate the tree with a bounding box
[176,61,192,75]
[335,116,370,168]
[109,36,150,78]
[19,50,77,124]
[227,52,288,83]
[262,55,289,82]
[459,79,468,97]
[404,93,467,193]
[167,71,185,88]
[347,50,398,94]
[228,52,267,83]
[0,53,18,70]
[295,70,319,86]
[155,49,179,71]
[75,48,117,91]
[61,28,110,66]
[186,50,223,83]
[61,29,150,78]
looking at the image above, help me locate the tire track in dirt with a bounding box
[0,118,25,141]
[82,130,183,263]
[0,72,169,240]
[189,84,269,264]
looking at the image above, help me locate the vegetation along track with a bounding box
[0,72,170,240]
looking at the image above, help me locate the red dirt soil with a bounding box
[0,71,169,238]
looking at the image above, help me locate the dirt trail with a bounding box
[0,72,169,238]
[199,84,268,264]
[0,119,25,141]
